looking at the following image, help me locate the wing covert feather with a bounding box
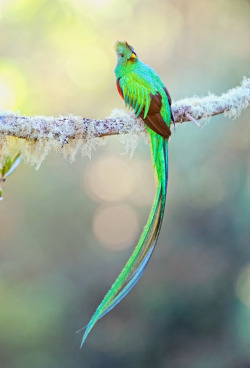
[119,72,171,139]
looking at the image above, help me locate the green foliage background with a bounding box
[0,0,249,367]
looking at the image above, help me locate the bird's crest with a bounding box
[115,41,137,58]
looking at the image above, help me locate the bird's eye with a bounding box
[120,53,124,58]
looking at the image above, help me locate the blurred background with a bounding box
[0,0,250,367]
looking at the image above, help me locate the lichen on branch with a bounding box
[0,77,249,169]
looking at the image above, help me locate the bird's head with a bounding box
[115,41,137,65]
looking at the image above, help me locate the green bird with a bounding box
[79,41,174,347]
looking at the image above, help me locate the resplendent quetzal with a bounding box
[79,41,174,347]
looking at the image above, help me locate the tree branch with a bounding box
[0,77,249,142]
[0,77,249,168]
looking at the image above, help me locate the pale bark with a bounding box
[0,78,249,142]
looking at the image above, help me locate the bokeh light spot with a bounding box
[65,46,109,89]
[72,0,116,10]
[235,264,250,308]
[93,204,139,251]
[0,61,27,110]
[128,160,155,206]
[85,155,135,202]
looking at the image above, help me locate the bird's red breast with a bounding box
[116,78,124,100]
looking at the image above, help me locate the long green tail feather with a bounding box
[80,131,168,347]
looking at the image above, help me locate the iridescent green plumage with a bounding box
[79,42,173,347]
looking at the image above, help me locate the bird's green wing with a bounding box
[119,72,172,139]
[119,72,157,119]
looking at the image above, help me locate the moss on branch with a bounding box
[0,77,249,169]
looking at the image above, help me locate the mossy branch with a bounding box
[0,77,249,168]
